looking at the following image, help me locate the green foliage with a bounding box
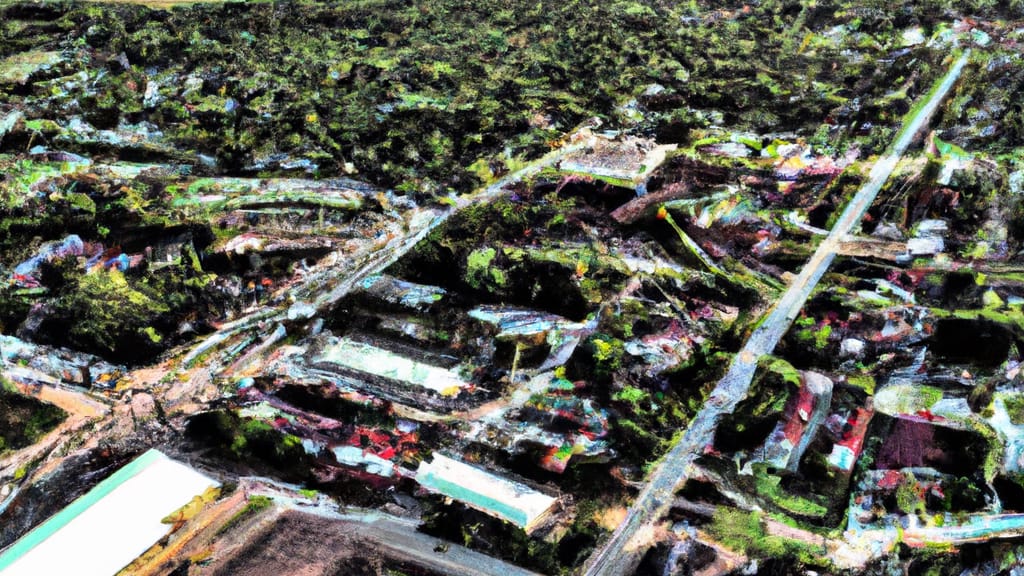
[847,373,876,395]
[188,410,313,480]
[51,269,170,358]
[464,247,505,290]
[707,507,829,568]
[1,0,960,196]
[215,495,274,536]
[795,321,832,349]
[613,386,648,407]
[710,507,790,557]
[753,465,829,518]
[762,356,802,388]
[0,374,16,394]
[895,479,926,516]
[614,418,661,453]
[1004,394,1024,425]
[740,356,799,416]
[585,333,625,382]
[0,390,68,453]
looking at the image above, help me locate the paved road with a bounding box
[260,491,546,576]
[180,139,590,369]
[331,510,545,576]
[582,50,971,576]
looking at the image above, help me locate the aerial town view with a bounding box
[1,1,1024,574]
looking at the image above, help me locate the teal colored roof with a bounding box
[0,449,217,575]
[0,449,165,571]
[416,454,556,532]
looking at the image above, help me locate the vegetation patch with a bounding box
[215,494,274,537]
[0,389,67,453]
[706,507,830,569]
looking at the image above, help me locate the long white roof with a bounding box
[0,449,218,576]
[416,453,556,532]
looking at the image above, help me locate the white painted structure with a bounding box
[0,449,218,576]
[416,453,556,533]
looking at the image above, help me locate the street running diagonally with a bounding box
[583,49,972,576]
